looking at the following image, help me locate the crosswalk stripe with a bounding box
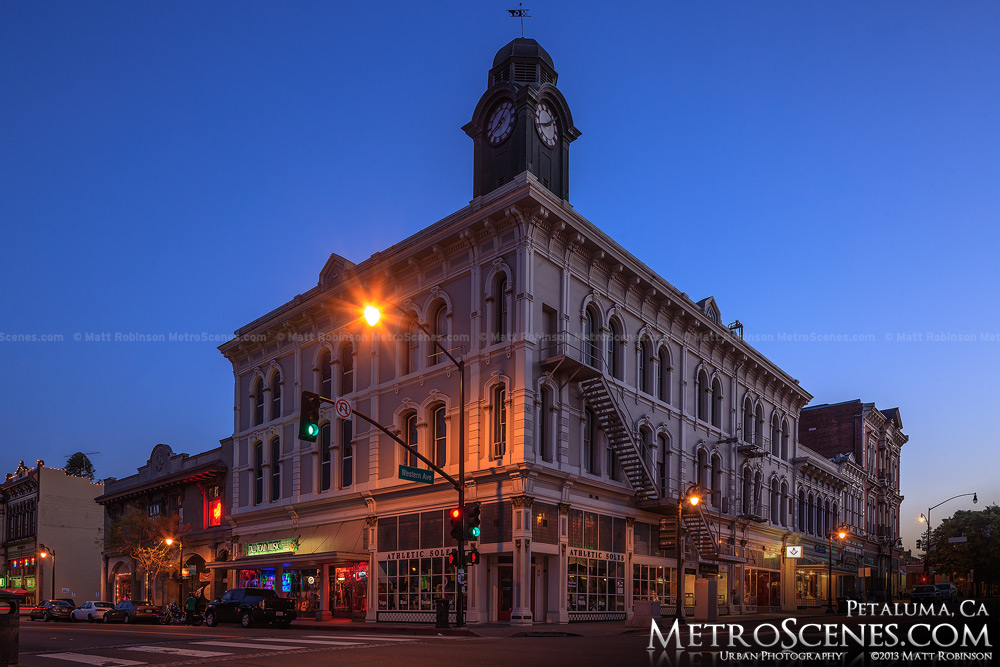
[125,645,234,657]
[248,637,367,646]
[305,634,417,642]
[36,654,147,666]
[192,640,299,650]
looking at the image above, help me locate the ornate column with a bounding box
[625,517,636,622]
[510,494,534,624]
[557,502,571,623]
[365,515,378,622]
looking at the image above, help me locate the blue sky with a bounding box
[2,1,997,550]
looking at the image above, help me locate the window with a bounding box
[711,378,723,427]
[341,419,353,488]
[710,454,722,507]
[270,372,281,420]
[403,314,420,375]
[206,497,223,528]
[493,275,508,343]
[771,416,781,457]
[254,443,264,505]
[798,490,805,531]
[433,405,446,467]
[607,319,621,379]
[657,348,670,403]
[607,441,619,481]
[770,479,780,524]
[147,502,162,517]
[583,408,597,474]
[781,419,789,460]
[429,303,447,365]
[539,387,553,462]
[807,494,815,534]
[742,468,753,515]
[657,435,670,498]
[742,398,754,443]
[320,423,332,491]
[320,351,333,397]
[492,384,507,458]
[584,307,599,366]
[639,339,652,393]
[253,378,264,426]
[754,404,764,449]
[696,370,709,421]
[404,413,418,468]
[270,438,281,502]
[780,482,788,526]
[341,343,354,394]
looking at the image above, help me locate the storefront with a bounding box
[566,547,626,618]
[376,548,456,621]
[744,548,782,611]
[7,557,39,605]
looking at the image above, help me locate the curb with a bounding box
[289,621,478,637]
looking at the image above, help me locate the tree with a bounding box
[105,506,186,605]
[931,504,1000,596]
[65,452,97,481]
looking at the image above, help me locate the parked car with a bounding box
[104,600,162,624]
[911,585,941,602]
[205,588,297,628]
[29,600,74,622]
[71,601,114,622]
[935,583,960,602]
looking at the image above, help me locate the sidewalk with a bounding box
[288,607,848,639]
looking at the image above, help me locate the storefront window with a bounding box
[568,556,625,612]
[377,556,454,612]
[632,564,672,604]
[330,563,367,615]
[744,568,782,608]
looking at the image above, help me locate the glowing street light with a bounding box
[674,484,703,624]
[363,305,381,327]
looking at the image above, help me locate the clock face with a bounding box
[486,101,515,145]
[534,102,558,147]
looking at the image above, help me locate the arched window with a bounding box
[770,479,780,524]
[781,419,790,460]
[824,500,831,536]
[403,412,418,468]
[607,439,619,481]
[270,372,282,421]
[269,438,281,502]
[539,386,553,462]
[253,378,264,426]
[433,404,447,467]
[711,454,723,507]
[404,315,421,375]
[742,467,753,515]
[833,502,839,528]
[696,449,709,491]
[639,339,652,394]
[807,494,815,534]
[780,481,789,526]
[607,319,622,379]
[754,404,764,449]
[492,384,507,459]
[711,377,723,427]
[657,348,670,403]
[583,408,596,474]
[320,350,333,397]
[657,434,670,498]
[429,302,447,365]
[798,490,805,531]
[493,274,508,343]
[696,370,710,422]
[771,415,781,457]
[320,423,332,492]
[742,397,754,443]
[253,442,264,505]
[341,418,353,488]
[584,307,599,367]
[340,343,354,394]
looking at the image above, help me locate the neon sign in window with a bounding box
[207,498,223,527]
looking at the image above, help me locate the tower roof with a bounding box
[492,38,554,69]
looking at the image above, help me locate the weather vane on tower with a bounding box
[508,4,531,38]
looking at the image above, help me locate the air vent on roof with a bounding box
[540,68,554,84]
[514,63,536,82]
[494,66,510,84]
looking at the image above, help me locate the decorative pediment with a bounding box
[318,253,356,290]
[697,296,722,324]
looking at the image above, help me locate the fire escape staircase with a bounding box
[578,376,659,502]
[681,502,720,560]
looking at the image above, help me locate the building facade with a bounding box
[799,400,906,601]
[96,443,232,605]
[211,38,902,623]
[1,460,104,605]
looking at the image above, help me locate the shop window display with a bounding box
[377,556,455,612]
[567,556,625,612]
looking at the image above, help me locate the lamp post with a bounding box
[918,492,977,578]
[364,303,467,627]
[39,544,55,599]
[674,484,702,624]
[165,538,182,603]
[826,527,847,613]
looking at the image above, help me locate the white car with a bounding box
[71,601,115,622]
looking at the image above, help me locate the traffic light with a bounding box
[465,502,481,540]
[449,507,464,540]
[299,391,321,441]
[467,548,480,566]
[447,549,459,567]
[916,539,922,549]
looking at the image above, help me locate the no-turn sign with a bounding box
[335,399,352,419]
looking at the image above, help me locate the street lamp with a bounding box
[674,484,702,624]
[826,527,847,613]
[165,538,183,603]
[919,492,977,577]
[39,544,55,600]
[363,302,467,627]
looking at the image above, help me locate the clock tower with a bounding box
[464,38,581,201]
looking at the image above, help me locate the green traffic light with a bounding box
[306,423,319,437]
[470,526,480,538]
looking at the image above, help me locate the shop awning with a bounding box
[794,555,857,574]
[206,550,370,570]
[208,520,368,569]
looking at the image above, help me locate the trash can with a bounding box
[0,590,19,667]
[435,598,450,629]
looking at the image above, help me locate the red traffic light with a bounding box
[449,507,464,540]
[450,508,462,520]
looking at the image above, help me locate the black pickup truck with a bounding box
[204,587,297,628]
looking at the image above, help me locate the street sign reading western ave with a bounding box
[786,546,803,558]
[399,464,434,485]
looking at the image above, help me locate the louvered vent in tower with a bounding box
[514,63,537,83]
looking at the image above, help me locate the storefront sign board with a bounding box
[246,538,299,557]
